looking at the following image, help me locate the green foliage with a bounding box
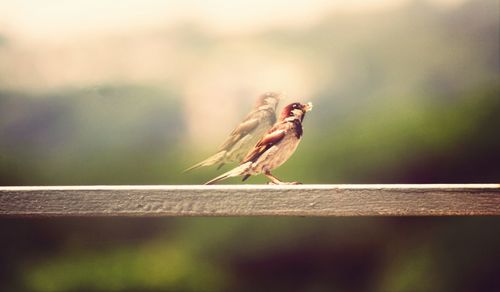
[25,239,223,291]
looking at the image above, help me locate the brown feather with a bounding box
[242,128,285,163]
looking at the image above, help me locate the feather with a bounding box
[242,129,285,163]
[205,162,251,185]
[183,151,226,172]
[217,117,259,151]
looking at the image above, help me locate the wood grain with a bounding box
[0,184,499,217]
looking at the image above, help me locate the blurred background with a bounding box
[0,0,499,291]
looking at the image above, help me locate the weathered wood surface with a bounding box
[0,184,499,217]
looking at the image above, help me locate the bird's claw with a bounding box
[267,181,302,185]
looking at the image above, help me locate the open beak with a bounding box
[303,102,313,112]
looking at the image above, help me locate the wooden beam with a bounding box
[0,184,498,216]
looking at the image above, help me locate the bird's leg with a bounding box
[265,171,282,184]
[265,171,302,185]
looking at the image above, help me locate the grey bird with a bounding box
[205,101,313,185]
[185,92,281,172]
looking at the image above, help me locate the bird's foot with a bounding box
[267,181,302,185]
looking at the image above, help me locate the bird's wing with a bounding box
[217,116,260,151]
[241,127,285,163]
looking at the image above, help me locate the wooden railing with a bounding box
[1,184,498,216]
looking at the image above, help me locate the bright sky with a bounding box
[0,0,465,41]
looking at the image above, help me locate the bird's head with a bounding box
[254,92,281,110]
[280,102,313,122]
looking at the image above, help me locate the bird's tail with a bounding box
[184,151,226,173]
[205,162,251,185]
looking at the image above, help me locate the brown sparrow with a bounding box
[205,101,313,185]
[185,92,281,172]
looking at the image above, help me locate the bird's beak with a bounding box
[303,102,313,112]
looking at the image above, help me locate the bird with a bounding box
[205,101,313,185]
[184,92,281,172]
